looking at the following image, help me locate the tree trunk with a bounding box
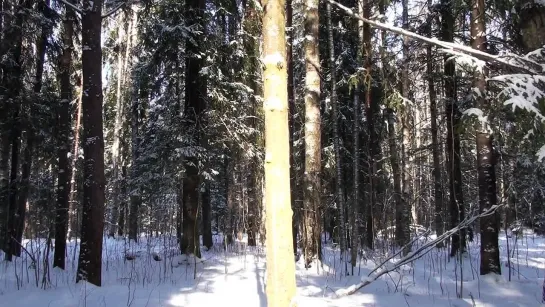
[202,181,213,249]
[399,0,411,255]
[471,0,501,275]
[327,2,347,264]
[76,0,105,286]
[117,166,127,237]
[262,0,297,303]
[303,0,321,267]
[286,0,298,258]
[441,0,466,256]
[4,0,28,261]
[181,0,206,258]
[54,0,74,269]
[67,83,83,239]
[363,0,375,249]
[108,13,127,238]
[128,84,142,242]
[426,0,444,247]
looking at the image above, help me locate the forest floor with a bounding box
[0,230,543,306]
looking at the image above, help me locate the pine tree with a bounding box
[76,0,106,286]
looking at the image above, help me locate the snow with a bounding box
[1,232,544,306]
[537,144,545,161]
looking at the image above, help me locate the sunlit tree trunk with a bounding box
[262,0,297,303]
[302,0,321,267]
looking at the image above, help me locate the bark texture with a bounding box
[76,0,106,286]
[303,0,322,267]
[262,0,297,303]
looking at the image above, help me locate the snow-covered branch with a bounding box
[336,203,505,297]
[325,0,543,74]
[57,0,83,14]
[102,1,126,19]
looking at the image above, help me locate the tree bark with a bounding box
[327,2,347,263]
[181,0,206,258]
[262,0,297,303]
[76,0,105,286]
[398,0,411,255]
[54,0,75,269]
[426,0,444,247]
[363,0,375,249]
[471,0,501,275]
[441,0,466,256]
[128,83,142,242]
[202,181,213,249]
[286,0,298,258]
[303,0,322,267]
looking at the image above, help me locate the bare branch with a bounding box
[57,0,83,14]
[325,0,541,74]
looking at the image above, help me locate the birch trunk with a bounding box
[262,0,297,302]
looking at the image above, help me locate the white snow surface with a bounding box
[1,232,544,306]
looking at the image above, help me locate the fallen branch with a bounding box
[10,236,37,265]
[336,203,504,296]
[325,0,542,74]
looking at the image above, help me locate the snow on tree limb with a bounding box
[325,0,543,74]
[335,203,506,297]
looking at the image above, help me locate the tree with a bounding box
[303,0,322,267]
[262,0,297,303]
[181,0,207,258]
[441,0,466,256]
[327,0,347,267]
[76,0,106,286]
[426,0,443,247]
[54,0,76,269]
[471,0,501,275]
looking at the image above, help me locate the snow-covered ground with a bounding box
[0,230,544,306]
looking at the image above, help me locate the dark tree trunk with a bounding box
[363,0,375,249]
[117,166,127,237]
[55,0,75,269]
[202,181,213,249]
[17,0,51,253]
[128,81,144,242]
[399,0,411,255]
[0,0,12,254]
[4,0,28,261]
[76,0,105,286]
[441,0,465,257]
[327,2,347,259]
[387,109,404,248]
[426,0,444,247]
[181,0,206,258]
[471,0,501,275]
[286,0,298,257]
